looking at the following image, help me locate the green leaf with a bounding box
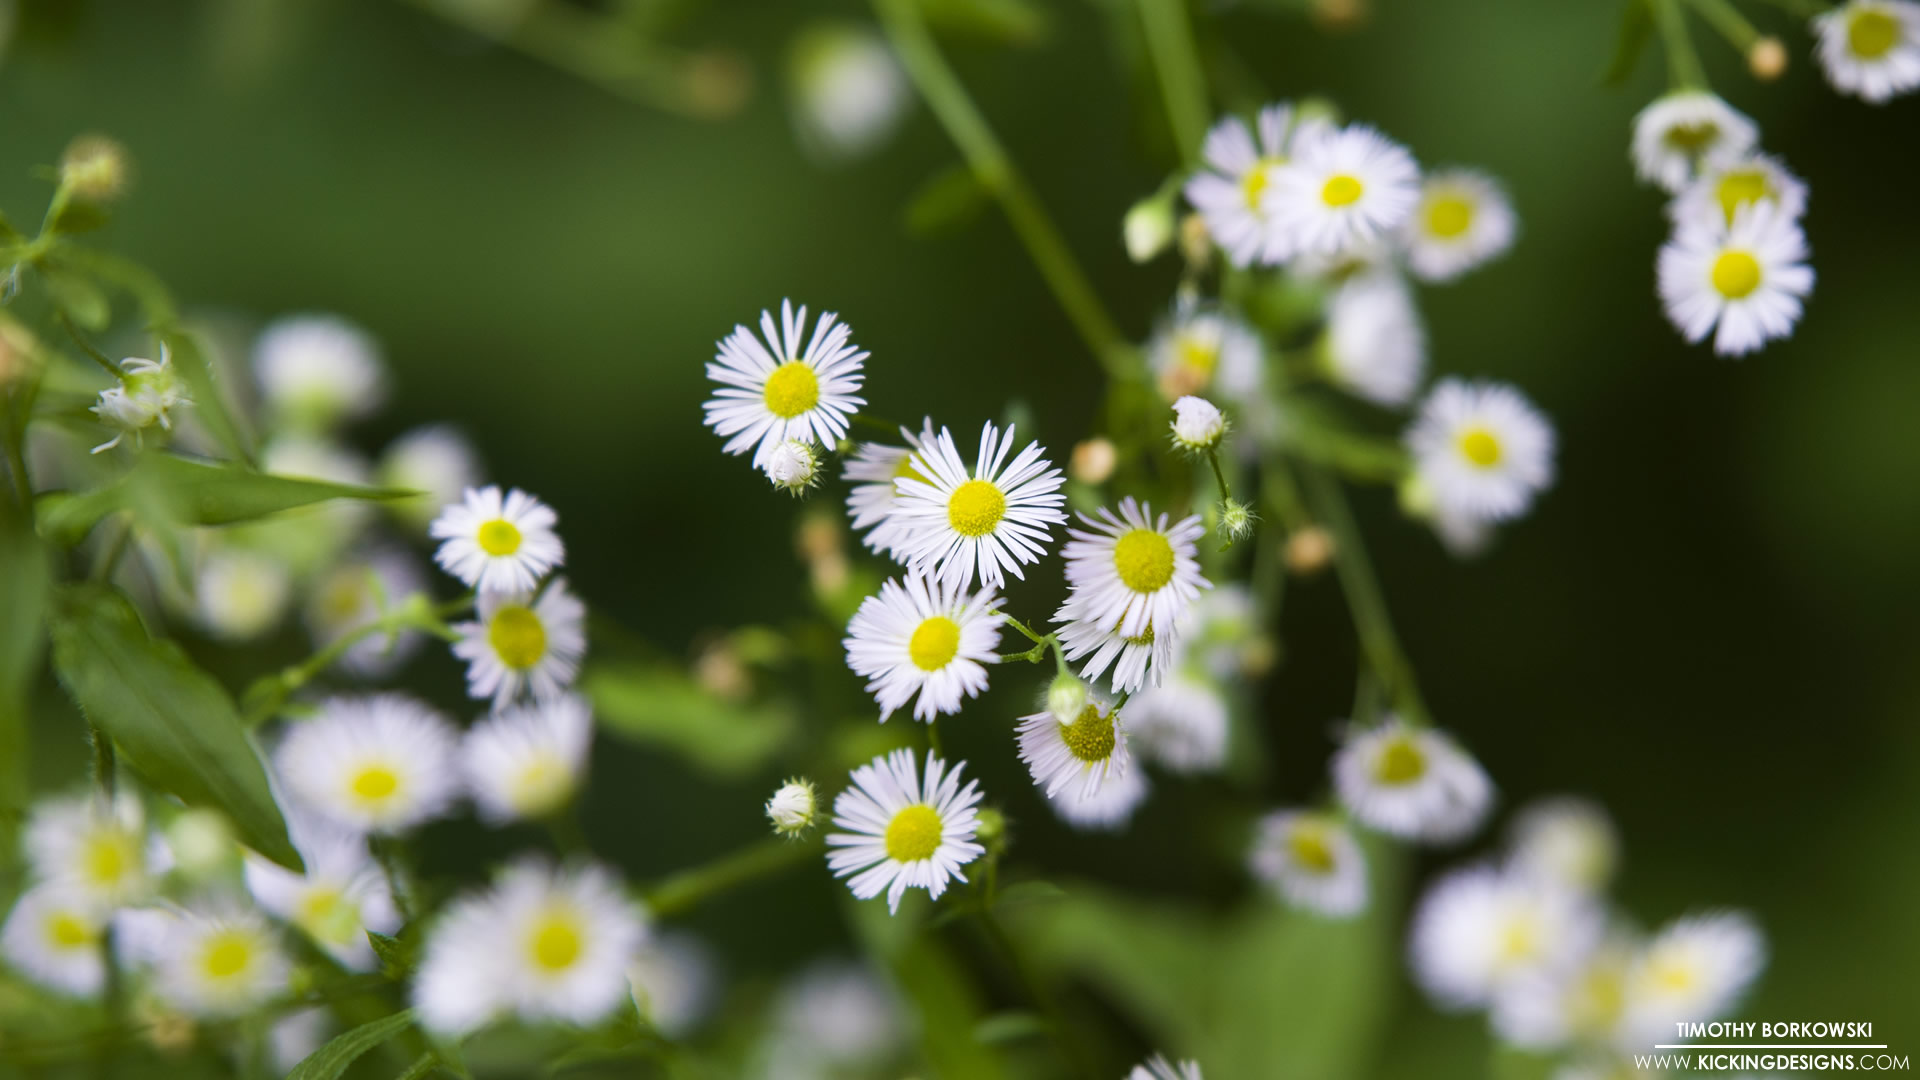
[585,663,796,777]
[918,0,1049,43]
[367,929,418,978]
[1602,0,1656,85]
[286,1009,418,1080]
[157,329,252,465]
[904,164,989,236]
[0,516,49,867]
[37,452,415,548]
[49,584,302,871]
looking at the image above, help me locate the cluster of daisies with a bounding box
[1407,799,1766,1079]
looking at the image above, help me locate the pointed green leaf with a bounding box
[49,584,302,871]
[1602,0,1655,85]
[157,329,252,466]
[286,1009,418,1080]
[367,929,418,978]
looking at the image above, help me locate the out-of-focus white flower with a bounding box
[1405,377,1556,526]
[1149,306,1265,404]
[842,419,937,557]
[243,808,399,971]
[25,792,154,908]
[1184,103,1300,266]
[768,959,905,1070]
[1618,912,1766,1047]
[460,694,594,823]
[1667,152,1807,230]
[1124,673,1229,775]
[274,693,462,835]
[268,1007,332,1074]
[379,425,484,531]
[1401,169,1518,282]
[1047,760,1149,832]
[1409,864,1604,1010]
[430,485,565,596]
[303,548,428,678]
[826,750,985,914]
[0,885,108,997]
[1266,121,1421,258]
[91,352,189,454]
[151,902,291,1018]
[1320,272,1426,407]
[1631,91,1757,193]
[789,24,910,159]
[1657,201,1814,356]
[1333,717,1493,844]
[1248,810,1368,917]
[627,932,716,1039]
[252,314,386,429]
[1129,1056,1205,1080]
[1812,0,1920,102]
[1493,934,1638,1051]
[1507,797,1620,894]
[704,300,867,469]
[193,545,292,642]
[451,578,587,709]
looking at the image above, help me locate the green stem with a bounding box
[871,0,1134,379]
[244,594,469,725]
[56,310,121,379]
[1653,0,1710,89]
[89,722,116,800]
[644,837,820,917]
[1687,0,1759,50]
[1205,447,1232,500]
[1001,613,1048,647]
[1135,0,1211,163]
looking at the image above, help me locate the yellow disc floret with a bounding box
[762,361,820,419]
[1847,8,1900,58]
[1288,821,1338,874]
[1714,170,1771,222]
[1663,121,1720,153]
[1458,428,1503,469]
[46,912,96,949]
[351,764,400,804]
[1113,529,1176,593]
[202,933,254,979]
[1424,194,1475,239]
[1372,735,1428,785]
[528,911,583,972]
[489,605,548,669]
[82,830,137,889]
[1061,704,1117,763]
[884,804,943,862]
[1321,174,1364,207]
[908,616,962,671]
[478,518,522,556]
[1711,251,1762,299]
[947,479,1007,537]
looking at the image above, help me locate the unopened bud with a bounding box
[973,807,1008,853]
[60,134,131,203]
[164,809,235,878]
[766,778,819,837]
[1069,437,1117,485]
[1284,526,1335,575]
[1748,36,1787,81]
[764,439,820,494]
[1218,499,1257,546]
[1124,188,1177,263]
[1047,672,1089,724]
[1169,395,1226,454]
[693,639,751,702]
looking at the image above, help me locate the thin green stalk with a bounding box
[244,593,469,724]
[925,714,945,758]
[1653,0,1710,89]
[56,310,122,379]
[1135,0,1211,163]
[871,0,1134,378]
[1687,0,1759,50]
[644,836,820,917]
[1205,447,1232,500]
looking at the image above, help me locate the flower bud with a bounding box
[764,439,820,494]
[1047,672,1088,724]
[90,351,190,454]
[60,134,131,203]
[973,807,1008,853]
[1218,499,1257,546]
[1748,36,1787,81]
[1169,395,1226,453]
[1069,437,1116,485]
[1123,188,1177,264]
[766,778,819,837]
[1284,526,1335,575]
[164,809,235,878]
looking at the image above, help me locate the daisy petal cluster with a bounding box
[274,693,463,834]
[1812,0,1920,102]
[703,299,866,470]
[843,570,1004,722]
[1054,497,1208,693]
[1332,715,1494,844]
[1403,377,1556,549]
[1247,810,1369,917]
[826,749,985,913]
[889,421,1067,591]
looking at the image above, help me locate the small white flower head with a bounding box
[842,419,937,556]
[1130,1056,1204,1080]
[243,808,400,971]
[1047,760,1149,831]
[888,421,1067,592]
[1183,103,1300,266]
[90,352,189,453]
[378,424,485,530]
[1062,497,1209,643]
[1046,672,1090,724]
[1491,934,1638,1050]
[1332,717,1493,844]
[627,931,716,1039]
[769,959,905,1068]
[1657,201,1815,356]
[451,578,588,709]
[1124,188,1178,263]
[843,571,1004,722]
[429,485,565,596]
[1266,121,1421,258]
[789,24,910,159]
[1320,272,1427,407]
[1619,911,1766,1046]
[1017,694,1132,802]
[766,778,819,837]
[704,300,867,469]
[462,693,595,823]
[763,438,821,495]
[1630,91,1758,193]
[1812,0,1920,102]
[164,808,236,879]
[303,548,428,678]
[192,545,293,642]
[1409,864,1605,1010]
[1406,377,1556,525]
[1401,169,1518,283]
[1124,674,1229,774]
[25,791,154,907]
[826,749,985,913]
[1248,811,1369,917]
[1,885,108,997]
[152,903,291,1019]
[274,693,462,834]
[1506,797,1620,894]
[1668,151,1808,230]
[1148,305,1265,403]
[1169,395,1227,454]
[252,314,386,430]
[413,860,648,1036]
[1053,590,1177,695]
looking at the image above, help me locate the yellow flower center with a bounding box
[1288,822,1337,874]
[1497,917,1540,965]
[1113,529,1175,593]
[1848,8,1901,58]
[946,479,1007,537]
[46,912,96,949]
[1663,121,1719,153]
[891,452,930,486]
[1714,169,1771,222]
[511,755,573,815]
[528,912,583,972]
[1457,427,1503,468]
[1124,623,1156,647]
[489,604,548,669]
[1241,157,1282,210]
[1321,174,1364,207]
[1576,966,1627,1029]
[1061,703,1117,763]
[908,615,962,671]
[202,933,254,979]
[82,831,137,888]
[297,887,361,944]
[884,804,943,862]
[762,361,820,419]
[1372,735,1427,785]
[351,764,401,803]
[1711,250,1762,299]
[1176,336,1220,376]
[1424,194,1475,239]
[477,518,522,557]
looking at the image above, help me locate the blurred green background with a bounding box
[3,0,1917,1073]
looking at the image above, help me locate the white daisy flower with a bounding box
[24,792,155,907]
[273,693,462,834]
[1332,717,1493,843]
[461,693,595,823]
[889,421,1067,592]
[768,959,905,1069]
[1148,305,1265,404]
[303,548,428,678]
[268,1008,333,1075]
[1630,91,1758,193]
[703,300,867,469]
[1248,810,1368,917]
[1491,935,1638,1050]
[1047,760,1149,831]
[1618,912,1765,1047]
[1061,497,1208,643]
[90,352,189,454]
[152,903,291,1018]
[1667,152,1808,230]
[627,931,716,1039]
[842,419,937,557]
[451,578,588,709]
[1169,395,1226,453]
[252,314,386,429]
[790,25,911,159]
[429,485,565,596]
[1053,590,1177,694]
[1266,121,1421,258]
[378,424,485,531]
[1409,864,1605,1011]
[1507,797,1620,895]
[243,808,400,971]
[766,778,820,836]
[1813,0,1920,102]
[826,749,985,913]
[1657,201,1814,356]
[0,886,108,997]
[1123,673,1229,774]
[1016,694,1132,801]
[1320,272,1427,407]
[1405,377,1556,524]
[192,545,293,642]
[1130,1056,1204,1080]
[1183,103,1300,266]
[1187,583,1261,680]
[1402,169,1518,283]
[763,438,822,494]
[843,571,1004,723]
[412,860,647,1036]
